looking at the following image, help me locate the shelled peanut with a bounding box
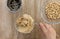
[45,2,60,20]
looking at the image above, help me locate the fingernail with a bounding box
[39,23,43,26]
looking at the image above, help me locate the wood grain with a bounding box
[0,0,60,39]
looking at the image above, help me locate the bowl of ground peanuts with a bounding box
[41,1,60,24]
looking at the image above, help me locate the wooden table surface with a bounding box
[0,0,60,39]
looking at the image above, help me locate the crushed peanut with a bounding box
[16,17,30,27]
[16,14,34,33]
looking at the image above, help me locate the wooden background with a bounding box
[0,0,60,39]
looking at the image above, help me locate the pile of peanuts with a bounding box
[45,2,60,20]
[16,14,34,33]
[16,17,29,27]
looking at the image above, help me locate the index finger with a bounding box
[39,23,48,33]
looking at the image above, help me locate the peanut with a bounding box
[45,2,60,20]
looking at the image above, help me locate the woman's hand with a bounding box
[39,23,56,39]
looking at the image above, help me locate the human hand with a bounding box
[39,23,56,39]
